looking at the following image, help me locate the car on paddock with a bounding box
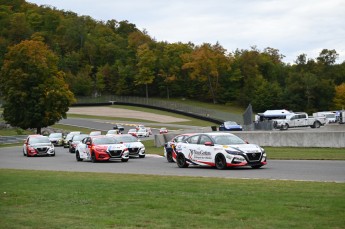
[69,134,89,153]
[159,127,168,134]
[136,128,149,138]
[128,129,137,137]
[75,135,129,163]
[164,133,196,162]
[23,135,55,157]
[174,132,267,170]
[219,121,243,131]
[48,132,64,146]
[110,134,145,158]
[63,131,81,148]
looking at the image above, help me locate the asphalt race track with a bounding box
[0,146,344,183]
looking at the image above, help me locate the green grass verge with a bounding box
[1,169,344,229]
[265,147,345,160]
[0,128,34,136]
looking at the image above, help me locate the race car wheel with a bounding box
[22,149,26,156]
[215,154,227,170]
[139,155,145,158]
[76,151,83,161]
[91,153,97,163]
[121,158,128,162]
[166,151,173,162]
[176,153,189,168]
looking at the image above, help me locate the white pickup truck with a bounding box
[273,112,327,130]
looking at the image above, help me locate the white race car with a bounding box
[174,132,267,169]
[110,134,145,158]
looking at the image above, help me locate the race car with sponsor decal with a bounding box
[174,132,267,169]
[164,133,196,162]
[110,134,145,158]
[75,135,129,162]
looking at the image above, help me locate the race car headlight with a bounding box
[95,147,106,153]
[225,149,241,155]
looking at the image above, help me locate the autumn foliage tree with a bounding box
[333,83,345,109]
[0,39,75,134]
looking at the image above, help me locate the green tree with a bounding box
[135,43,156,101]
[0,40,75,134]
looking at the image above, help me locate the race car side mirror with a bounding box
[204,141,214,146]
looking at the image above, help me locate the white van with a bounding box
[313,112,336,123]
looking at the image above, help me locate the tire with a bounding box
[215,154,227,170]
[281,123,288,130]
[176,153,189,168]
[313,121,321,128]
[91,153,97,163]
[76,151,83,161]
[251,165,262,169]
[166,151,174,162]
[121,158,128,162]
[23,149,26,156]
[139,155,145,158]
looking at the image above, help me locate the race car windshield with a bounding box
[30,137,51,144]
[224,121,237,125]
[115,136,137,142]
[93,137,118,145]
[73,134,88,141]
[49,133,62,138]
[212,135,246,145]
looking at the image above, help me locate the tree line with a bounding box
[1,0,345,114]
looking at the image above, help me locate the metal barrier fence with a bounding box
[75,95,243,123]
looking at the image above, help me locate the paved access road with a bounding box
[1,146,344,183]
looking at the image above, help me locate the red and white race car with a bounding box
[23,135,55,157]
[75,135,129,162]
[174,132,267,169]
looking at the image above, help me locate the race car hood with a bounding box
[220,144,263,153]
[122,142,144,148]
[30,143,53,148]
[105,144,126,151]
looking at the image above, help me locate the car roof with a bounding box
[28,134,43,138]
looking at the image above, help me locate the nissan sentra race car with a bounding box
[174,132,267,170]
[75,135,129,162]
[23,135,55,157]
[110,134,146,158]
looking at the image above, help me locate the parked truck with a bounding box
[273,112,327,130]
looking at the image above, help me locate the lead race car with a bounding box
[174,132,267,170]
